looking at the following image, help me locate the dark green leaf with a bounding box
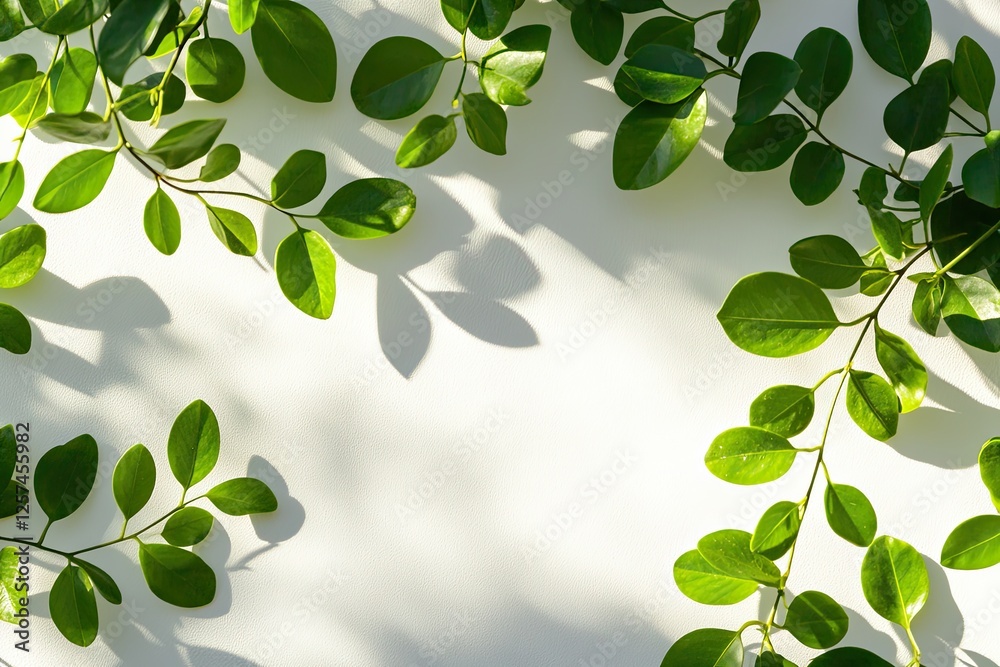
[619,45,706,106]
[275,229,336,320]
[717,0,760,61]
[441,0,514,41]
[861,535,929,627]
[793,27,853,119]
[24,0,108,35]
[756,653,797,667]
[613,92,706,190]
[858,0,931,80]
[789,235,867,289]
[705,427,797,485]
[723,115,807,172]
[963,141,1000,209]
[825,483,877,547]
[479,24,551,106]
[351,36,445,119]
[749,384,814,437]
[0,1,25,41]
[396,115,457,168]
[0,303,30,354]
[953,36,995,116]
[35,112,111,144]
[49,565,98,647]
[790,142,845,206]
[673,549,758,606]
[138,543,216,607]
[941,515,1000,570]
[661,628,742,667]
[186,38,246,103]
[118,72,186,122]
[48,47,96,114]
[808,648,893,667]
[942,275,1000,352]
[932,192,1000,274]
[0,426,13,485]
[883,82,949,152]
[167,399,219,490]
[0,223,45,288]
[199,144,240,182]
[35,434,99,521]
[858,166,888,208]
[919,144,953,220]
[271,149,326,208]
[463,92,507,155]
[698,529,781,587]
[911,275,943,335]
[144,188,181,255]
[206,477,278,515]
[625,17,694,58]
[918,58,957,102]
[97,0,172,85]
[717,272,840,357]
[0,160,23,220]
[846,370,899,441]
[75,559,122,605]
[316,178,415,239]
[874,325,927,412]
[751,500,801,559]
[112,443,156,520]
[162,506,214,546]
[570,1,623,66]
[734,52,801,125]
[145,119,226,170]
[251,0,337,103]
[785,591,850,649]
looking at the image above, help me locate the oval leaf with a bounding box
[34,149,116,213]
[112,443,156,520]
[167,400,220,491]
[0,224,45,288]
[698,529,781,587]
[705,426,798,486]
[144,188,181,256]
[271,149,326,209]
[825,483,877,548]
[846,370,898,441]
[138,543,216,607]
[206,477,278,515]
[861,535,929,627]
[673,549,758,606]
[749,384,815,438]
[49,565,98,647]
[162,506,214,547]
[785,590,849,649]
[275,229,337,319]
[396,115,458,168]
[251,0,337,103]
[874,325,927,413]
[751,500,802,559]
[316,178,415,239]
[351,36,444,120]
[35,434,99,522]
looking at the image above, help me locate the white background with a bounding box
[1,0,1000,665]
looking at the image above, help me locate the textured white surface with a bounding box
[1,0,1000,665]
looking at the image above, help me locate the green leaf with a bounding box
[661,628,742,667]
[0,1,25,41]
[229,0,259,34]
[734,52,800,125]
[35,434,99,522]
[33,149,116,213]
[145,119,226,170]
[749,385,814,438]
[75,558,122,605]
[673,549,758,606]
[874,325,927,413]
[0,304,30,354]
[0,547,23,623]
[167,399,220,491]
[941,515,1000,570]
[186,38,246,103]
[316,178,416,239]
[698,529,781,587]
[953,36,995,116]
[396,115,458,168]
[757,653,797,667]
[793,27,853,119]
[963,141,1000,209]
[275,229,336,319]
[717,0,759,61]
[789,235,866,289]
[162,506,214,546]
[846,370,899,441]
[0,224,45,288]
[206,204,258,256]
[462,92,507,156]
[825,483,877,547]
[199,144,240,182]
[351,36,444,120]
[808,648,892,667]
[942,275,1000,352]
[919,144,953,220]
[0,160,23,220]
[858,0,931,80]
[23,0,108,35]
[118,72,186,122]
[724,115,807,172]
[861,535,929,627]
[613,92,706,190]
[0,426,14,484]
[479,24,550,106]
[618,45,706,106]
[883,82,949,152]
[144,187,181,256]
[112,443,156,520]
[717,272,840,357]
[705,427,797,485]
[48,47,96,115]
[441,0,514,41]
[858,166,888,208]
[790,143,845,206]
[751,500,802,559]
[868,208,904,261]
[911,275,943,335]
[138,543,216,608]
[981,438,1000,504]
[932,193,1000,275]
[0,54,37,116]
[11,73,46,128]
[49,565,98,647]
[271,150,326,208]
[785,590,850,649]
[860,256,893,297]
[206,477,278,515]
[251,0,337,103]
[35,112,111,144]
[97,0,172,85]
[919,58,957,101]
[625,17,694,58]
[570,1,623,66]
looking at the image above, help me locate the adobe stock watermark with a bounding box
[522,450,639,563]
[394,408,510,522]
[716,115,806,202]
[337,8,392,64]
[236,107,298,156]
[556,246,672,362]
[408,610,476,666]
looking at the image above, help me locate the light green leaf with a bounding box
[479,24,551,106]
[941,515,1000,570]
[860,253,893,297]
[0,160,23,220]
[0,224,45,288]
[0,1,25,41]
[275,229,336,319]
[749,384,814,438]
[206,477,278,515]
[271,150,326,209]
[698,529,781,587]
[789,235,866,289]
[48,47,96,115]
[912,275,943,335]
[11,73,46,128]
[661,628,742,667]
[981,438,1000,504]
[23,0,108,35]
[724,115,807,172]
[846,370,899,441]
[138,543,216,607]
[251,0,337,103]
[705,427,797,486]
[953,36,995,116]
[162,506,214,546]
[0,54,36,116]
[49,565,98,647]
[942,275,1000,352]
[144,187,181,256]
[351,36,444,119]
[145,119,226,170]
[673,549,758,606]
[199,144,241,182]
[229,0,259,34]
[112,443,156,520]
[825,483,877,547]
[0,547,25,623]
[186,38,246,103]
[867,208,904,261]
[396,115,458,168]
[858,0,931,80]
[861,535,929,628]
[35,434,98,521]
[206,204,257,256]
[35,112,111,144]
[751,500,801,559]
[167,400,219,490]
[790,142,845,206]
[34,149,116,213]
[316,178,416,239]
[785,590,849,649]
[613,91,706,190]
[919,144,953,220]
[874,325,927,413]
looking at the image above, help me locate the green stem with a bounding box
[950,108,986,136]
[11,37,64,163]
[452,0,480,106]
[38,518,52,545]
[152,0,210,124]
[70,495,206,557]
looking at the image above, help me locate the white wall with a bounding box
[2,0,1000,665]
